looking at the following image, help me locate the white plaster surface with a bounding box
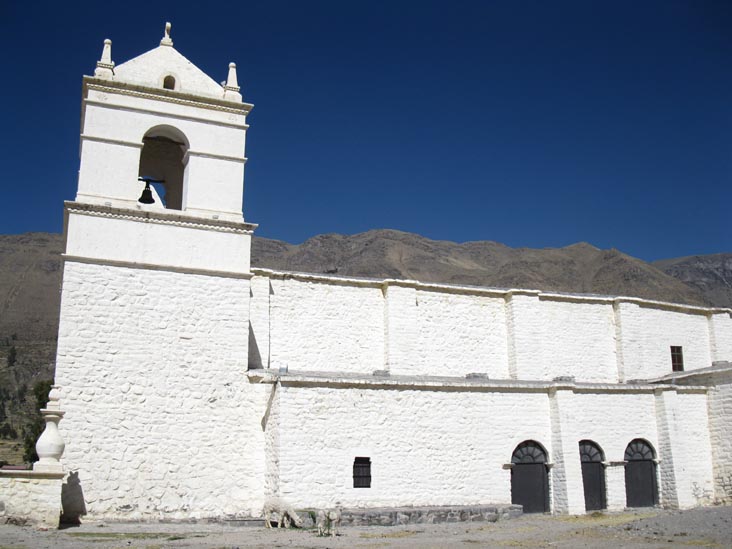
[265,379,711,514]
[64,207,252,275]
[271,384,553,509]
[251,271,731,383]
[706,374,732,502]
[54,262,266,519]
[414,289,508,377]
[113,44,228,99]
[710,313,732,362]
[539,299,617,382]
[662,391,715,508]
[78,84,248,221]
[267,277,384,374]
[619,303,713,380]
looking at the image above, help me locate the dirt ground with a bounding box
[1,505,731,548]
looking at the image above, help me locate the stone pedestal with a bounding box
[33,385,66,474]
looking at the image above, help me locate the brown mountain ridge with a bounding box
[251,229,714,306]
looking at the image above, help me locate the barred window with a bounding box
[353,457,371,488]
[671,346,684,372]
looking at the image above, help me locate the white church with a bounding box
[2,23,732,527]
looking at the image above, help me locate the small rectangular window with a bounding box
[353,457,371,488]
[671,346,684,372]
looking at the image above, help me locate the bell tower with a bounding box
[54,23,266,521]
[67,22,256,273]
[78,22,250,221]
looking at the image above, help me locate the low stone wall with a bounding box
[0,470,64,528]
[296,504,522,527]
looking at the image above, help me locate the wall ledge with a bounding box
[247,369,708,394]
[0,470,65,480]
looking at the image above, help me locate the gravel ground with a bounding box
[1,506,731,548]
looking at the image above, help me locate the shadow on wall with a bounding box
[60,471,86,525]
[248,324,262,369]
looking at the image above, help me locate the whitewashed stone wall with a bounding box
[709,377,732,502]
[543,389,660,513]
[656,390,715,508]
[55,261,266,520]
[0,473,64,528]
[384,284,418,374]
[271,383,553,509]
[263,377,712,514]
[619,302,713,381]
[514,297,617,382]
[686,367,732,503]
[414,289,508,377]
[64,206,252,275]
[251,270,732,383]
[710,314,732,362]
[265,277,384,374]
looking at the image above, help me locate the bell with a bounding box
[138,181,155,204]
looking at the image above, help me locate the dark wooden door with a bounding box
[581,461,606,511]
[625,460,657,507]
[511,463,549,513]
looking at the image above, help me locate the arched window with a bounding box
[624,439,658,508]
[163,75,176,90]
[625,439,656,461]
[137,125,189,210]
[579,440,604,463]
[512,440,547,464]
[510,440,549,513]
[579,440,606,511]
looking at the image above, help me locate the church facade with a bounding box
[50,24,732,521]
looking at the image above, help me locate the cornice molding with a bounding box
[65,201,257,235]
[84,78,253,116]
[80,134,144,149]
[185,149,247,164]
[63,254,253,280]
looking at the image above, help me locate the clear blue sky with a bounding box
[1,0,730,261]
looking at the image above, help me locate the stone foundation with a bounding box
[296,504,522,527]
[0,470,65,528]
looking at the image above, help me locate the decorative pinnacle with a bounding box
[160,22,173,46]
[225,62,240,91]
[223,62,242,102]
[94,38,115,79]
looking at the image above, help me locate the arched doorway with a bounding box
[511,440,550,513]
[624,439,658,508]
[137,125,189,210]
[579,440,606,511]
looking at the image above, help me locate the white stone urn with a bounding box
[33,385,66,473]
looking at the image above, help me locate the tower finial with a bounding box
[223,62,242,102]
[94,39,115,79]
[160,22,173,46]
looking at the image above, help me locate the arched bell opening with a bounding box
[510,440,550,513]
[624,438,658,508]
[137,125,189,210]
[579,440,607,511]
